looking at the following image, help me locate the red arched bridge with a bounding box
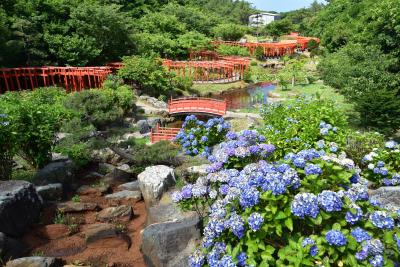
[150,97,227,143]
[168,97,227,116]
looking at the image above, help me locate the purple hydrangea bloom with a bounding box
[248,212,264,231]
[291,193,319,218]
[226,213,245,239]
[369,255,384,267]
[239,186,260,209]
[181,184,193,199]
[325,230,347,247]
[317,190,343,212]
[355,244,369,261]
[385,140,397,149]
[293,157,306,168]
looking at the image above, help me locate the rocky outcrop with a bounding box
[141,199,200,267]
[0,232,27,261]
[97,205,133,223]
[186,164,210,176]
[5,257,63,267]
[138,166,175,207]
[369,186,400,211]
[34,160,76,185]
[0,181,42,237]
[139,95,168,109]
[36,183,63,201]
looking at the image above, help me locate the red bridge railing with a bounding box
[168,97,227,116]
[150,124,180,143]
[0,66,113,93]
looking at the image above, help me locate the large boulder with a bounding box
[34,160,76,185]
[0,232,27,261]
[5,257,63,267]
[141,201,200,267]
[137,120,151,134]
[0,181,42,237]
[369,186,400,211]
[138,166,175,207]
[36,183,63,201]
[102,168,133,186]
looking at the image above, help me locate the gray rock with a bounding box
[0,232,27,262]
[36,183,63,201]
[147,202,198,226]
[56,202,99,213]
[186,165,210,176]
[97,205,133,222]
[141,208,200,267]
[98,163,116,175]
[137,120,151,134]
[105,190,142,204]
[34,160,76,185]
[0,181,42,237]
[138,165,175,207]
[117,164,131,173]
[5,257,63,267]
[84,172,104,180]
[84,223,130,249]
[51,153,69,162]
[370,186,400,211]
[77,184,110,196]
[147,118,161,128]
[118,181,140,191]
[102,168,133,186]
[91,148,117,163]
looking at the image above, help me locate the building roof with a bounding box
[249,12,281,17]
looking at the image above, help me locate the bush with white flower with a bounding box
[175,115,231,157]
[173,128,400,266]
[362,140,400,186]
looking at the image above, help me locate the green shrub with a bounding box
[64,86,134,129]
[0,113,16,180]
[212,23,247,41]
[259,96,348,159]
[345,131,385,166]
[1,88,70,168]
[216,44,250,57]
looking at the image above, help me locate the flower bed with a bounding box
[172,113,400,267]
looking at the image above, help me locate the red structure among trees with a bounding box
[0,67,112,93]
[212,35,320,57]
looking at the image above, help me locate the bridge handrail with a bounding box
[169,97,226,104]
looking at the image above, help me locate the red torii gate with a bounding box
[0,66,113,93]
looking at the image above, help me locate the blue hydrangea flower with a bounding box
[369,211,395,230]
[189,249,205,267]
[317,190,343,212]
[181,184,193,199]
[291,193,319,218]
[248,212,264,231]
[345,204,363,225]
[237,252,247,266]
[367,239,384,256]
[219,255,236,267]
[355,244,369,261]
[369,255,384,267]
[239,186,260,209]
[293,157,306,168]
[385,140,397,149]
[325,230,347,247]
[226,213,245,239]
[350,227,371,243]
[304,164,322,176]
[301,238,318,257]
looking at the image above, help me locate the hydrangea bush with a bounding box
[259,97,348,160]
[362,140,400,186]
[173,128,400,266]
[175,115,230,157]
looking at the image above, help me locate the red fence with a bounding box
[168,97,227,116]
[150,124,180,143]
[0,67,112,93]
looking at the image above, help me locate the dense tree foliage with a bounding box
[312,0,400,135]
[0,0,255,67]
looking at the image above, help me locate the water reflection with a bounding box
[214,82,276,109]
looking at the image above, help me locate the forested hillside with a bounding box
[0,0,254,67]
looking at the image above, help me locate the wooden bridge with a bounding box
[0,67,112,93]
[150,97,227,143]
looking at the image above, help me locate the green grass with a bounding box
[275,82,355,115]
[191,81,248,96]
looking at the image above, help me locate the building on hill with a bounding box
[249,12,281,27]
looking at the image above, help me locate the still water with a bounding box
[214,82,277,109]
